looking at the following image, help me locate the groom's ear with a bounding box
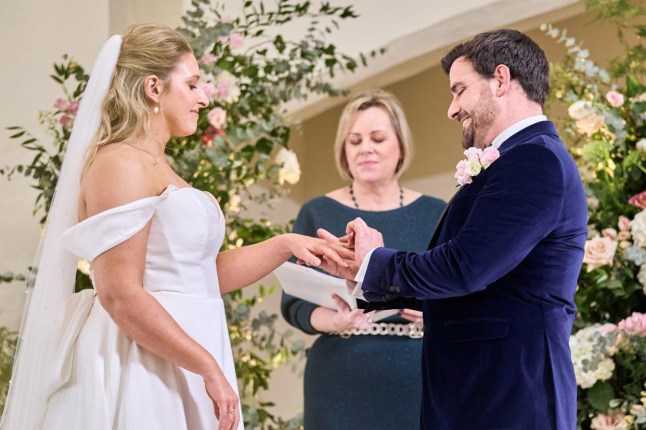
[492,64,512,97]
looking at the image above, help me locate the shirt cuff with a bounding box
[350,248,378,300]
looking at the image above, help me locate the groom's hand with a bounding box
[346,217,384,264]
[315,228,359,280]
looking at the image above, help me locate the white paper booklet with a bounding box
[274,261,356,310]
[274,261,400,322]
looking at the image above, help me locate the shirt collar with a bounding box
[491,115,547,149]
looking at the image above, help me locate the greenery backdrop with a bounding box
[1,0,645,429]
[0,1,380,428]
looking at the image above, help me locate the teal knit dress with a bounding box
[281,195,445,429]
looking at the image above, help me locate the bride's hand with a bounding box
[203,370,240,430]
[285,233,348,269]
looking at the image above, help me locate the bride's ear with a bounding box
[143,75,163,104]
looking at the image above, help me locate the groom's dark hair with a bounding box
[440,29,549,107]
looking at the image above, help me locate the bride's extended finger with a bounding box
[317,228,340,243]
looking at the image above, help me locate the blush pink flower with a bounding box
[53,98,68,110]
[590,411,627,430]
[601,228,617,240]
[454,160,472,186]
[618,216,631,231]
[605,90,625,108]
[599,323,617,336]
[229,33,244,49]
[618,312,646,337]
[67,101,79,115]
[199,82,217,100]
[207,107,227,128]
[59,115,71,128]
[480,146,500,167]
[583,236,617,272]
[463,147,482,161]
[200,51,217,65]
[628,191,646,209]
[454,146,500,186]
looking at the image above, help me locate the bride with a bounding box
[1,23,344,430]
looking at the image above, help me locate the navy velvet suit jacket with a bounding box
[362,121,587,429]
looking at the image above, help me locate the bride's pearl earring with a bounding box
[153,105,160,114]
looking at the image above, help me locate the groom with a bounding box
[320,29,587,429]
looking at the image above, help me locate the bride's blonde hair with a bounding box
[82,23,193,177]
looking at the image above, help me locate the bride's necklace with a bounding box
[124,142,163,165]
[349,183,404,210]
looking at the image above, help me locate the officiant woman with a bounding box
[280,89,445,429]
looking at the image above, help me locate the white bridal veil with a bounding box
[0,34,122,429]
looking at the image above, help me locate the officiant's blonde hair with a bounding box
[334,89,414,181]
[82,23,193,177]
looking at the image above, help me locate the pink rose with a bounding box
[601,228,617,240]
[616,230,631,241]
[67,101,79,115]
[454,160,472,186]
[200,51,217,65]
[628,191,646,209]
[618,216,631,231]
[599,323,617,336]
[53,98,68,110]
[207,107,227,128]
[480,146,500,168]
[463,147,482,161]
[229,33,244,49]
[618,312,646,337]
[583,237,617,272]
[199,82,217,100]
[590,411,627,430]
[605,90,625,108]
[59,115,71,128]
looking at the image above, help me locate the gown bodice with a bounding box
[61,184,225,297]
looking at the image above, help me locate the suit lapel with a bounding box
[427,184,468,249]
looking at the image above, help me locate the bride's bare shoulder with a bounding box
[81,144,158,216]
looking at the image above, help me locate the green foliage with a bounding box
[0,327,17,417]
[543,1,646,427]
[0,1,374,426]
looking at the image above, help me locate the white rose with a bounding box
[636,138,646,152]
[465,158,482,177]
[77,259,91,276]
[630,211,646,247]
[583,236,617,272]
[275,148,301,185]
[568,100,593,120]
[575,113,605,136]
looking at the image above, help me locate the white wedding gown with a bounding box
[41,184,243,429]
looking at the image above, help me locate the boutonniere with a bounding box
[454,146,500,186]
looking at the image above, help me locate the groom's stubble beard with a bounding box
[461,84,498,149]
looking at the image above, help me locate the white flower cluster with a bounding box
[569,324,618,389]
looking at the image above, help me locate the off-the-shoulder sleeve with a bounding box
[61,195,168,262]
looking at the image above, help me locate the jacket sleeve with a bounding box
[361,144,566,301]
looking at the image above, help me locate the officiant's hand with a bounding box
[310,293,374,332]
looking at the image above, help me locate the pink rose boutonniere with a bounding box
[454,146,500,186]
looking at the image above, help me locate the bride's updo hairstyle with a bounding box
[82,23,193,176]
